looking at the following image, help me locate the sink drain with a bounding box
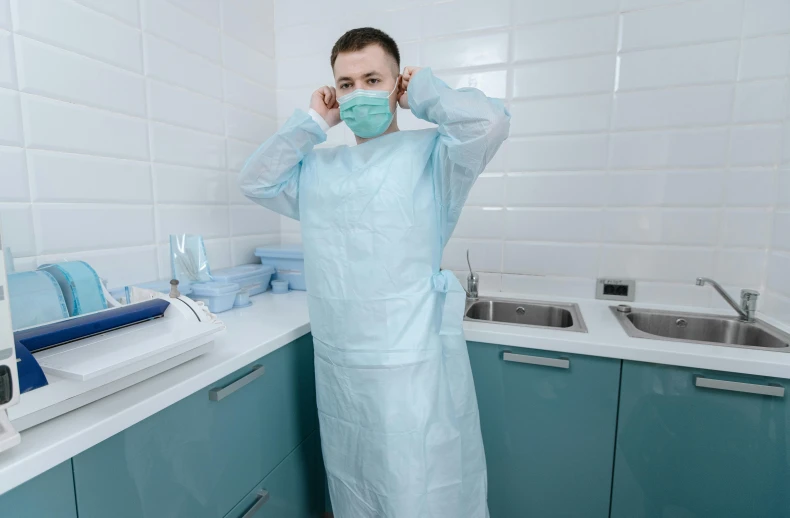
[676,318,688,328]
[516,307,526,315]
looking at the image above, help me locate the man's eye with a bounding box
[339,84,350,89]
[368,78,380,84]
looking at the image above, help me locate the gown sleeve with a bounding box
[238,109,327,221]
[408,68,511,244]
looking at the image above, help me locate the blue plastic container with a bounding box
[8,271,69,330]
[211,264,274,297]
[189,281,240,313]
[271,280,289,294]
[38,261,107,317]
[254,245,306,291]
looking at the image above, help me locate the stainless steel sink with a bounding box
[465,298,587,333]
[611,306,790,351]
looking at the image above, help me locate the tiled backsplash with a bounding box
[275,0,790,317]
[0,0,787,324]
[0,0,279,288]
[764,79,790,324]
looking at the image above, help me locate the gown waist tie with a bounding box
[431,270,466,336]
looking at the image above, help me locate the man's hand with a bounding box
[398,66,423,109]
[310,86,341,128]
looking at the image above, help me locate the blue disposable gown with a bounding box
[239,68,510,517]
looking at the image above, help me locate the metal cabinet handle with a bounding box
[240,489,270,518]
[695,376,785,398]
[503,352,569,369]
[209,365,265,401]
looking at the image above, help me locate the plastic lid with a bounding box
[254,245,303,260]
[190,281,240,296]
[211,264,274,282]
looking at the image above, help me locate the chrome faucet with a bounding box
[466,250,479,300]
[696,277,759,322]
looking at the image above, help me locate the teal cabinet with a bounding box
[611,361,790,518]
[73,335,318,518]
[0,461,77,518]
[225,431,325,518]
[467,342,621,518]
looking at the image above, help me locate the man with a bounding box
[239,27,510,518]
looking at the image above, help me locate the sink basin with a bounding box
[611,306,790,351]
[465,298,587,333]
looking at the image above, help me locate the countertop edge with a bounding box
[0,292,311,495]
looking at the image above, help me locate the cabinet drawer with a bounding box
[74,335,318,518]
[0,461,77,518]
[612,361,790,518]
[468,342,621,518]
[225,431,325,518]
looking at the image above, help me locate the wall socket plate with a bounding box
[596,278,636,302]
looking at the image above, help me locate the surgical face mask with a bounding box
[338,80,399,139]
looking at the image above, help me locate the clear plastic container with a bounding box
[210,264,274,297]
[189,281,240,313]
[254,245,305,291]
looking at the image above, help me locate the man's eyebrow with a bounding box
[337,72,381,82]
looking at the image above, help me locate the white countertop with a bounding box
[0,291,310,496]
[2,289,789,495]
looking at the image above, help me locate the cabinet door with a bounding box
[467,342,621,518]
[225,431,325,518]
[611,361,790,518]
[0,461,77,518]
[73,335,318,518]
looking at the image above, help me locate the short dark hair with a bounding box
[330,28,400,71]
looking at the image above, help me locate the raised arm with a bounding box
[403,67,511,243]
[239,87,339,220]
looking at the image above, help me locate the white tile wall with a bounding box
[273,0,790,310]
[765,78,790,324]
[1,0,787,313]
[0,0,279,288]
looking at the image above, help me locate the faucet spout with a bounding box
[466,250,479,300]
[696,277,758,322]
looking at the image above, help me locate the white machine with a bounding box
[0,230,21,454]
[7,285,224,432]
[0,243,225,438]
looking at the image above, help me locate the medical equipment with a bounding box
[0,229,21,455]
[7,281,223,432]
[254,246,306,291]
[189,281,240,313]
[170,234,211,285]
[39,261,108,316]
[7,271,70,330]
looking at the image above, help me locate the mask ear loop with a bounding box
[389,75,402,98]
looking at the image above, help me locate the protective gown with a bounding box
[239,68,510,517]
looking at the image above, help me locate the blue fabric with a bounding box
[240,67,510,518]
[431,270,466,336]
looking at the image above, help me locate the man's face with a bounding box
[333,44,400,113]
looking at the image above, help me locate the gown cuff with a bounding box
[308,108,330,134]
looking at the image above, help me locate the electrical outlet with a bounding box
[596,278,636,302]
